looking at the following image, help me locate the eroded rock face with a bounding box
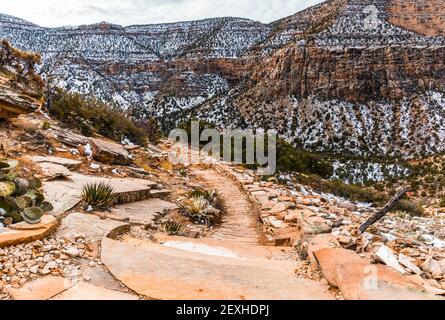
[0,85,41,118]
[389,0,445,36]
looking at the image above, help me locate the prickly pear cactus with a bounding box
[0,182,15,197]
[0,158,53,226]
[22,207,44,224]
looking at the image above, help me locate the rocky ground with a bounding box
[1,111,445,300]
[210,163,445,297]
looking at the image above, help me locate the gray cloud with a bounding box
[1,0,323,27]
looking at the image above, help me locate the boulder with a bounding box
[284,209,316,223]
[308,234,340,271]
[29,156,82,170]
[398,253,422,275]
[422,257,443,277]
[53,129,89,147]
[374,245,406,274]
[262,216,288,229]
[268,202,293,214]
[299,216,331,236]
[336,262,437,300]
[272,227,301,246]
[89,138,132,165]
[440,259,445,274]
[313,248,369,287]
[37,162,72,180]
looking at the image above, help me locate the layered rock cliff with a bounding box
[1,0,445,158]
[198,0,445,158]
[0,40,43,118]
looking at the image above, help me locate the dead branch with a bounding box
[359,187,409,234]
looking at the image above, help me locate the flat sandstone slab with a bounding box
[44,173,156,214]
[101,237,333,300]
[56,212,128,241]
[9,276,72,300]
[313,248,370,287]
[52,282,138,300]
[28,156,82,170]
[0,216,58,248]
[336,262,442,300]
[109,199,178,225]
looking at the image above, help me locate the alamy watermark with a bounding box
[168,121,277,176]
[363,4,381,30]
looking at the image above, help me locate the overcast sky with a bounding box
[1,0,323,27]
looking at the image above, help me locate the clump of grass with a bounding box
[81,182,115,211]
[180,196,222,226]
[41,121,51,130]
[395,200,425,217]
[161,220,183,235]
[188,188,223,211]
[181,196,208,216]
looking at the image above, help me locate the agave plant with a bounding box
[0,160,18,172]
[180,196,222,227]
[0,159,53,225]
[81,182,116,211]
[161,220,183,235]
[181,196,208,215]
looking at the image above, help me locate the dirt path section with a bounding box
[194,169,260,244]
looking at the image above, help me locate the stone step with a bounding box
[108,198,178,225]
[27,155,83,170]
[44,173,158,214]
[149,189,171,199]
[56,212,129,242]
[0,216,58,248]
[101,236,334,300]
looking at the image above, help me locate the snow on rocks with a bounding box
[215,163,445,294]
[374,245,406,274]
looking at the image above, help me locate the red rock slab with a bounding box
[52,282,138,300]
[89,138,132,165]
[0,215,58,248]
[101,237,334,300]
[336,263,442,300]
[272,227,301,246]
[9,276,73,300]
[308,234,340,271]
[313,248,369,287]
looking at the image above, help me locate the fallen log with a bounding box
[359,187,409,234]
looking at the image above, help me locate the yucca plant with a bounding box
[161,220,183,235]
[81,182,115,211]
[180,196,222,226]
[181,196,208,216]
[189,188,222,211]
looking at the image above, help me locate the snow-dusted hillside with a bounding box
[1,0,445,160]
[0,13,278,119]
